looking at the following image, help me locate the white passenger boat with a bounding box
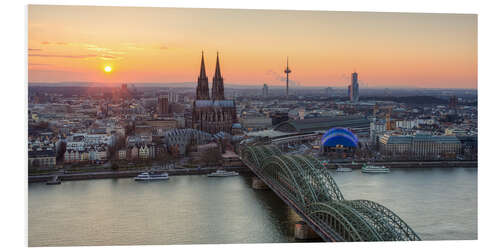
[336,167,353,172]
[134,172,169,181]
[207,169,239,177]
[361,165,390,173]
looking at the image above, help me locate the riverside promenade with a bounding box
[28,166,251,183]
[28,160,477,183]
[330,160,477,169]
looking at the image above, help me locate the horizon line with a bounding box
[27,81,478,90]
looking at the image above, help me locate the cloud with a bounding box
[98,54,120,60]
[28,48,42,51]
[28,53,98,59]
[107,50,126,55]
[56,42,68,45]
[41,41,50,45]
[120,42,144,50]
[87,46,112,52]
[159,45,168,50]
[28,63,51,66]
[84,44,125,56]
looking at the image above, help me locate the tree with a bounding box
[125,123,135,136]
[108,135,126,159]
[200,148,222,167]
[111,162,119,171]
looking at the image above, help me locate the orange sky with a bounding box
[28,5,477,88]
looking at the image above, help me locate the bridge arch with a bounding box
[240,143,421,242]
[240,145,281,168]
[306,202,382,242]
[343,200,421,241]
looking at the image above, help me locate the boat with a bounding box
[361,164,390,173]
[46,176,61,185]
[336,167,353,172]
[207,169,239,177]
[134,171,169,181]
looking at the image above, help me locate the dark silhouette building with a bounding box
[157,95,169,116]
[271,112,289,126]
[196,51,210,100]
[449,95,458,110]
[349,72,359,102]
[192,52,238,134]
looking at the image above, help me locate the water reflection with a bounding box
[28,168,476,246]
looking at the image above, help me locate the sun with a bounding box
[104,66,112,73]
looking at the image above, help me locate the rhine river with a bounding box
[28,167,477,246]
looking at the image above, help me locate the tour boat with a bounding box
[361,165,390,173]
[207,169,239,177]
[336,167,353,172]
[134,172,169,181]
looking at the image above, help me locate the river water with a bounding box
[28,167,477,246]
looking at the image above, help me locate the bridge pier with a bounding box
[295,221,320,240]
[251,176,269,190]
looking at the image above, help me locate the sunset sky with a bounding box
[28,5,477,88]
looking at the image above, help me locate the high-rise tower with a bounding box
[284,57,292,97]
[262,83,269,98]
[349,72,359,102]
[196,51,210,100]
[158,95,169,116]
[212,52,225,100]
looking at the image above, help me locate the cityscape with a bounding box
[28,5,477,247]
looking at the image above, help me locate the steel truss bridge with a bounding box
[240,144,421,242]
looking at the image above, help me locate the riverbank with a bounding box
[28,160,477,183]
[328,160,477,169]
[28,167,252,183]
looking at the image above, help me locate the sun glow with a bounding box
[104,66,112,72]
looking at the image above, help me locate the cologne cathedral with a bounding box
[192,52,239,134]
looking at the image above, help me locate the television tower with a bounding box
[284,56,292,98]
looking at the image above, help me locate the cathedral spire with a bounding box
[199,51,207,80]
[214,51,222,80]
[212,51,225,100]
[196,51,210,100]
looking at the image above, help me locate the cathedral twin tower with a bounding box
[196,51,225,100]
[192,51,238,135]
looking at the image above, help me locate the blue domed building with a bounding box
[321,127,359,156]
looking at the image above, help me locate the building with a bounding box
[192,52,239,134]
[240,114,273,131]
[271,112,289,126]
[274,116,370,138]
[378,133,461,160]
[349,72,359,102]
[164,128,214,156]
[117,149,127,160]
[138,144,150,160]
[449,95,458,109]
[168,92,179,103]
[138,119,178,134]
[29,149,56,168]
[262,83,269,97]
[158,95,169,116]
[321,127,358,156]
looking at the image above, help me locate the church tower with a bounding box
[196,51,210,100]
[211,52,225,100]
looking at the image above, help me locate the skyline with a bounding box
[28,5,477,89]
